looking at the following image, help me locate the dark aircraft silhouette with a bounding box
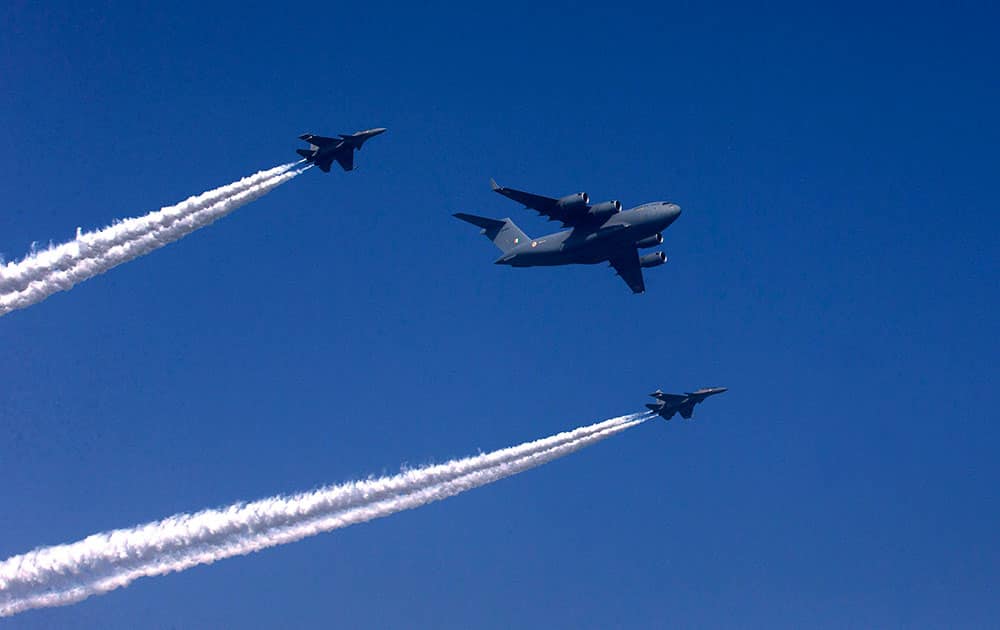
[454,179,681,293]
[646,387,727,420]
[296,128,386,172]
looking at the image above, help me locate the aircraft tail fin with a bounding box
[453,213,529,254]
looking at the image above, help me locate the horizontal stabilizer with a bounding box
[454,213,507,231]
[453,213,529,254]
[296,148,314,159]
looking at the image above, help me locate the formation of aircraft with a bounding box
[298,130,726,420]
[296,127,386,172]
[454,180,681,294]
[646,388,728,420]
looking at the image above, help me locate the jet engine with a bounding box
[639,251,667,268]
[555,192,590,214]
[636,233,663,249]
[588,200,622,221]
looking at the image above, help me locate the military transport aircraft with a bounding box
[296,128,386,172]
[646,387,727,420]
[454,179,681,293]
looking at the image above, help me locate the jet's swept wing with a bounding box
[491,179,587,228]
[334,151,355,171]
[298,134,339,147]
[651,390,687,404]
[608,248,646,294]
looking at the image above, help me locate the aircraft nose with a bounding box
[660,203,681,224]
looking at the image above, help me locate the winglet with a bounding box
[490,178,501,192]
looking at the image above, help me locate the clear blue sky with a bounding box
[1,1,997,627]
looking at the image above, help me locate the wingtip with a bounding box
[490,178,501,191]
[453,212,479,224]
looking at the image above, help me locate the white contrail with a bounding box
[0,413,650,617]
[0,163,303,316]
[0,163,291,293]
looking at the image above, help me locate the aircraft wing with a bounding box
[334,151,355,171]
[299,134,338,147]
[490,180,583,226]
[314,156,334,173]
[608,248,646,294]
[678,403,696,419]
[652,392,688,404]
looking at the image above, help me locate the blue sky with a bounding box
[1,1,997,627]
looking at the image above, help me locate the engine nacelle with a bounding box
[636,233,663,249]
[639,251,667,268]
[556,192,590,215]
[588,200,622,221]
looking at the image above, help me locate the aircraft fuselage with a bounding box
[494,202,681,266]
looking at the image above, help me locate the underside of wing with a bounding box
[334,151,354,171]
[608,248,646,294]
[314,156,334,173]
[679,403,696,419]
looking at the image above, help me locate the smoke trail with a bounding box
[0,413,649,616]
[0,164,292,294]
[0,163,303,317]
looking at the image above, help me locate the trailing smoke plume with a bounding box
[0,413,649,617]
[0,163,303,316]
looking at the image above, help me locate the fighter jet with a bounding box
[454,180,682,293]
[295,127,387,172]
[646,387,727,420]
